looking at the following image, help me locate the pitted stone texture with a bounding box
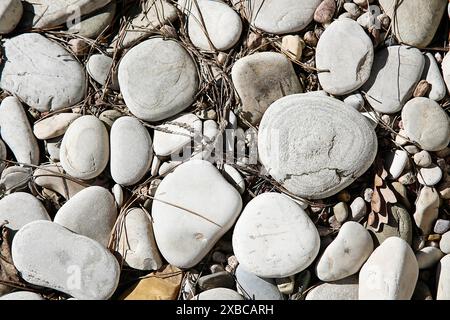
[258,94,378,199]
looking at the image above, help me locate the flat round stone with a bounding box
[54,186,117,247]
[152,160,242,268]
[316,19,373,95]
[87,54,119,90]
[0,192,50,231]
[186,0,242,51]
[118,37,199,122]
[110,116,153,186]
[232,192,320,278]
[11,220,120,300]
[242,0,322,34]
[60,115,109,180]
[0,33,86,112]
[258,94,378,199]
[305,275,358,300]
[362,46,424,114]
[402,97,450,152]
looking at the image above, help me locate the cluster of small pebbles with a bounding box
[0,0,448,301]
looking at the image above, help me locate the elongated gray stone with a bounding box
[67,1,116,39]
[0,0,22,34]
[258,94,378,199]
[235,265,284,300]
[422,53,446,101]
[0,291,43,300]
[0,33,86,112]
[12,220,120,300]
[0,97,39,165]
[110,116,152,186]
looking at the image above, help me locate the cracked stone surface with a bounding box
[0,33,86,112]
[232,192,320,278]
[241,0,322,34]
[118,37,199,122]
[258,94,378,199]
[316,18,374,95]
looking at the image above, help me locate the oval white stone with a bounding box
[233,192,319,278]
[258,94,378,199]
[60,115,109,180]
[185,0,242,51]
[110,116,152,186]
[359,236,418,300]
[316,19,374,95]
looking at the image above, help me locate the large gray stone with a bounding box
[118,38,199,122]
[305,275,358,300]
[231,52,303,125]
[316,18,373,95]
[362,46,424,114]
[258,94,378,199]
[379,0,447,48]
[0,33,86,112]
[12,220,120,300]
